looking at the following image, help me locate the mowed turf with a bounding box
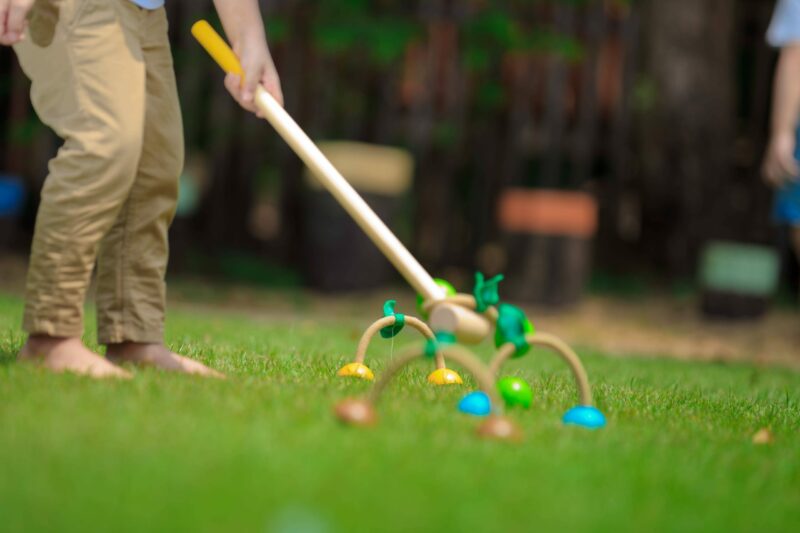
[0,290,799,533]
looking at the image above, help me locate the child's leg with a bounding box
[95,5,181,347]
[15,1,147,378]
[96,6,221,377]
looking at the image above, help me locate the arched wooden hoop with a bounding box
[489,332,593,406]
[353,315,446,370]
[367,344,503,414]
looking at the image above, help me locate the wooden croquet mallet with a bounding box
[192,21,490,341]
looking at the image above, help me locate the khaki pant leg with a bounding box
[15,0,146,337]
[96,5,183,344]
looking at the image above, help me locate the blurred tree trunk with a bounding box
[639,0,735,277]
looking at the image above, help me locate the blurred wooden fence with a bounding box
[0,0,783,284]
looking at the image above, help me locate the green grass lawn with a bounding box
[1,290,799,533]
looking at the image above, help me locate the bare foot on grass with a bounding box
[18,336,133,379]
[106,343,225,378]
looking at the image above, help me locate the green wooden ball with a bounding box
[497,377,533,408]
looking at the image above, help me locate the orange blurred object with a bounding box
[498,189,598,238]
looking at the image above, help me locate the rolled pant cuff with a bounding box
[98,325,164,345]
[23,316,85,338]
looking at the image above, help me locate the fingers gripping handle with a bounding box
[191,20,277,111]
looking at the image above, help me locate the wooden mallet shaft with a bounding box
[192,21,492,342]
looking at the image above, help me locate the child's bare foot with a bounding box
[18,336,133,379]
[106,343,225,378]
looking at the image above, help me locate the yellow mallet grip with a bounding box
[191,20,243,76]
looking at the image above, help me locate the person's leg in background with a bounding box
[97,5,222,377]
[15,0,145,378]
